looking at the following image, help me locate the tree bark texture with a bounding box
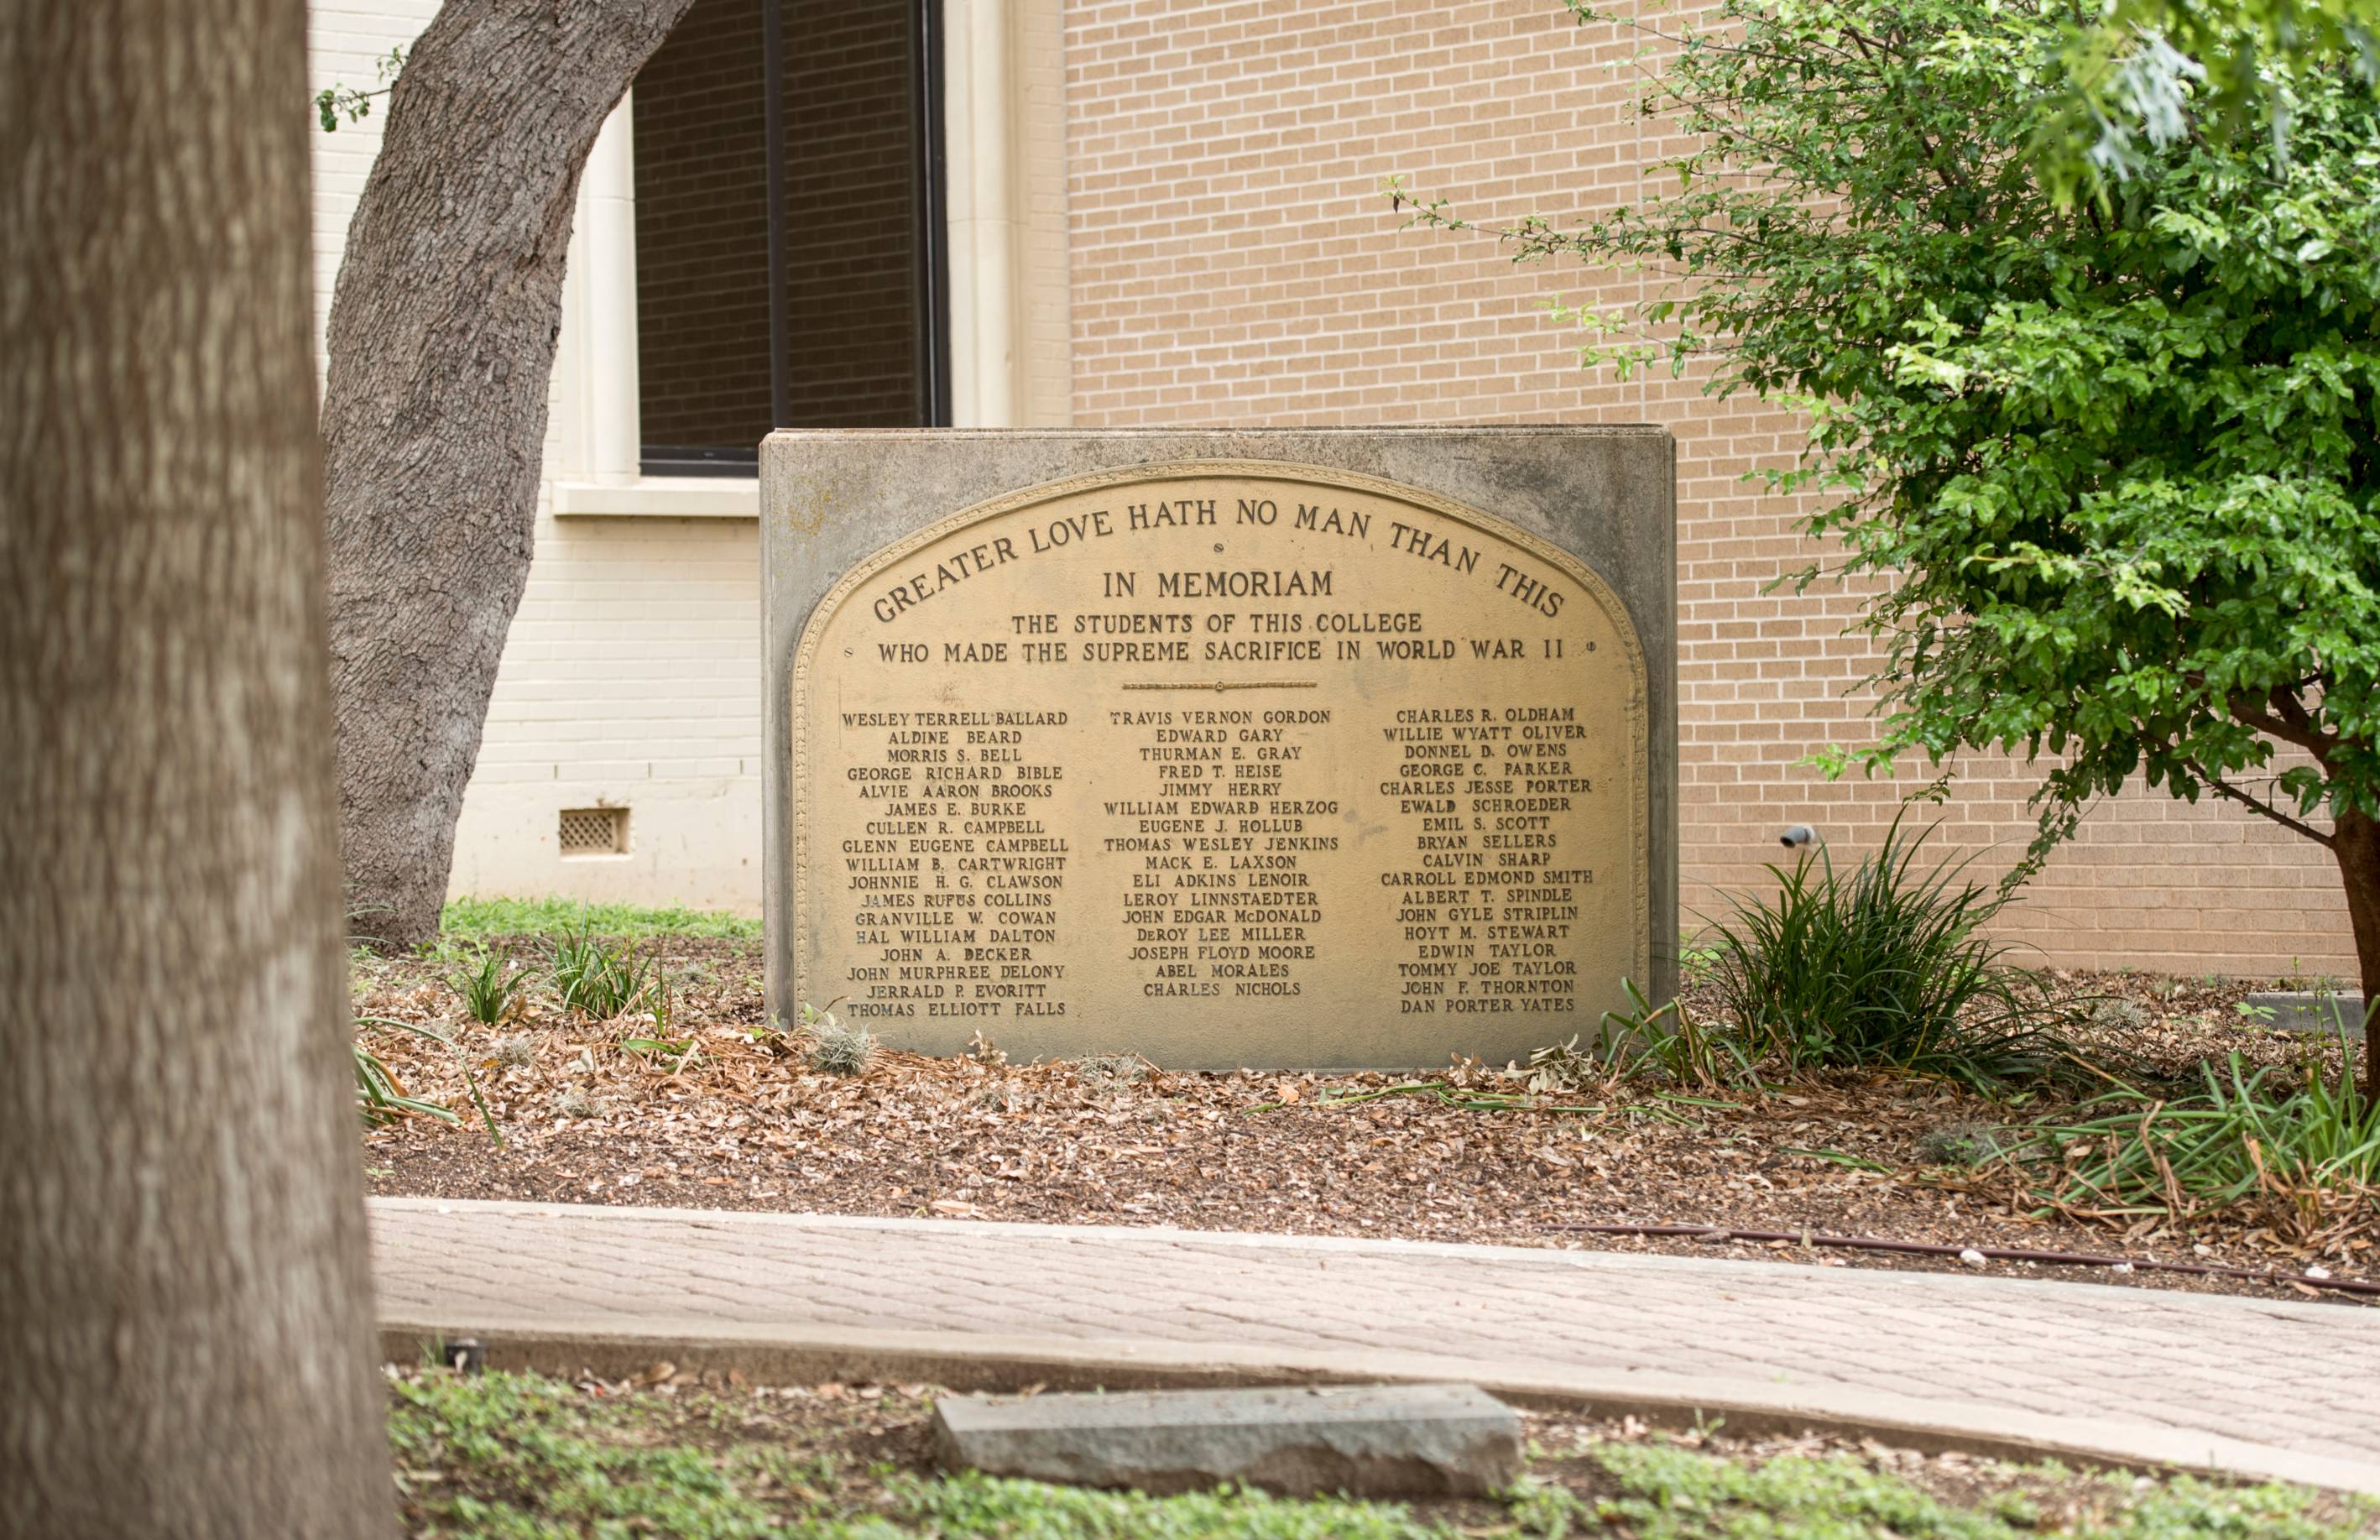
[0,3,394,1537]
[322,0,697,950]
[2330,811,2380,1104]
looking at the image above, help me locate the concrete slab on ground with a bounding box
[932,1381,1520,1496]
[2247,991,2367,1038]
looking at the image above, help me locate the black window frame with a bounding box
[639,0,952,479]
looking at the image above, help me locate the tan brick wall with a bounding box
[314,3,767,911]
[1062,0,2352,979]
[1019,0,1075,425]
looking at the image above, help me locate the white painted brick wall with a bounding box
[446,511,765,911]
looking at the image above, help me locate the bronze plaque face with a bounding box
[791,462,1648,1068]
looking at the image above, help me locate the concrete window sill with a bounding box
[552,477,758,519]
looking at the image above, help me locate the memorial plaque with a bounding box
[771,441,1670,1071]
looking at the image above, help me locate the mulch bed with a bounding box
[358,938,2375,1304]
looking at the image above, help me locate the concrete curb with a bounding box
[378,1312,2380,1498]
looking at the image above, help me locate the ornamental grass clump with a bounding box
[446,942,527,1025]
[552,924,651,1021]
[1996,1047,2380,1240]
[1690,814,2089,1093]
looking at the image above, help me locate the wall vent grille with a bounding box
[558,807,629,858]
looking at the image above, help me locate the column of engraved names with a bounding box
[1104,704,1336,1002]
[1381,703,1594,1017]
[836,707,1073,1025]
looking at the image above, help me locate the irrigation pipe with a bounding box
[1553,1221,2380,1298]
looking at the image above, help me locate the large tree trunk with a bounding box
[2331,811,2380,1104]
[322,0,697,951]
[0,3,393,1534]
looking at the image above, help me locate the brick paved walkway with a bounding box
[370,1198,2379,1486]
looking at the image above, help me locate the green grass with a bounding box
[440,895,761,943]
[1554,1441,2367,1538]
[387,1370,2374,1538]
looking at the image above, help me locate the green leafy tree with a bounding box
[2049,0,2377,196]
[1394,0,2380,1093]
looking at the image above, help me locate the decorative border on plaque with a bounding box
[790,460,1655,1004]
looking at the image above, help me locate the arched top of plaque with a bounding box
[794,460,1647,702]
[791,459,1650,1064]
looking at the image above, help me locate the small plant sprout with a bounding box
[617,978,697,1073]
[447,944,528,1026]
[1071,1052,1151,1085]
[1915,1120,2004,1169]
[803,1004,874,1077]
[352,1041,458,1130]
[552,921,652,1021]
[2086,998,2151,1032]
[356,1016,503,1146]
[1584,982,1759,1093]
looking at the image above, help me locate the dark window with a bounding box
[632,0,948,476]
